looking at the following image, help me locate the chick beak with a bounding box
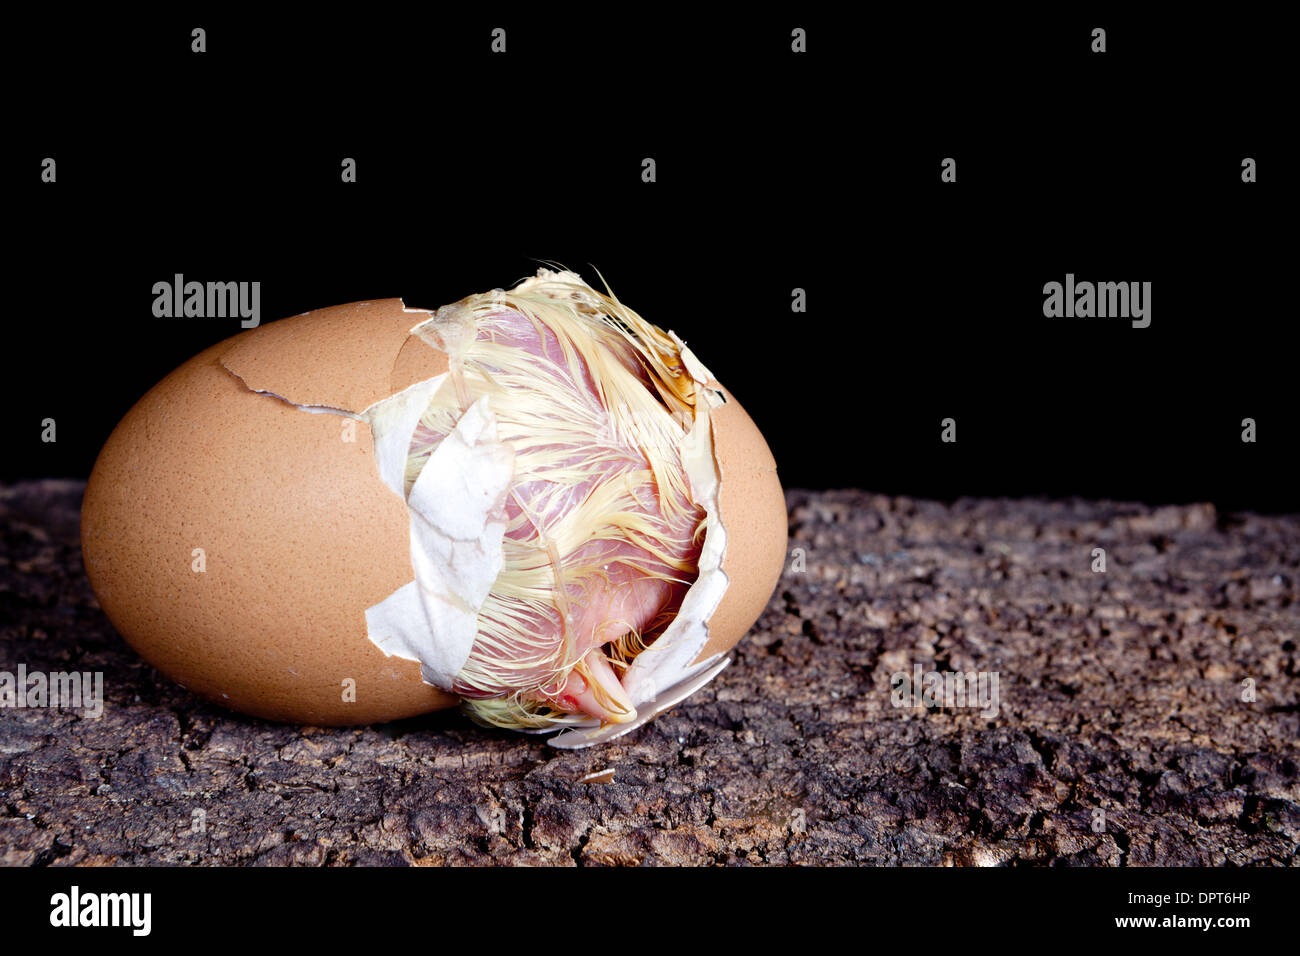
[565,648,638,724]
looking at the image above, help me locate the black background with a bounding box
[1,5,1295,928]
[6,10,1292,511]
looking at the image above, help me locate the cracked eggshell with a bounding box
[80,300,458,725]
[81,293,787,730]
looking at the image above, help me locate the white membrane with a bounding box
[360,377,515,690]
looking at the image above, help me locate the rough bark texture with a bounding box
[1,480,1297,866]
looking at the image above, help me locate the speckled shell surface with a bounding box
[81,302,457,725]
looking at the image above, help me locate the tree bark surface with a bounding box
[2,481,1297,865]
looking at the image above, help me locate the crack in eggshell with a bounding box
[219,299,435,413]
[221,340,516,695]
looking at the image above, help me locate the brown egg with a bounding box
[81,270,786,745]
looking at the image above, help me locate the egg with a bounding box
[81,268,786,747]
